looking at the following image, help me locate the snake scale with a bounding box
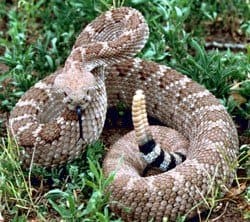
[8,7,239,221]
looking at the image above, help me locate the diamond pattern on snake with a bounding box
[8,7,239,222]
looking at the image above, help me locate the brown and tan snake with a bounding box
[8,7,239,221]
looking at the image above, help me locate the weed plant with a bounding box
[0,0,249,221]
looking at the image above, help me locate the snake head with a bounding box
[54,65,96,111]
[62,86,95,110]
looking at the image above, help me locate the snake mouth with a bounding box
[76,105,83,140]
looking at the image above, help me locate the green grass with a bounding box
[0,0,249,221]
[0,135,117,221]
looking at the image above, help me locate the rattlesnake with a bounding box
[8,7,239,221]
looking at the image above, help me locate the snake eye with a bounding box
[83,88,90,94]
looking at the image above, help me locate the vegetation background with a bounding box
[0,0,249,221]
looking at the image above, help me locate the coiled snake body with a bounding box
[9,7,239,221]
